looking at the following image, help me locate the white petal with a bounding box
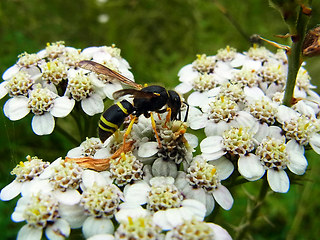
[2,64,20,80]
[205,193,215,216]
[286,140,308,175]
[123,182,150,205]
[3,97,30,120]
[87,234,115,240]
[81,170,109,189]
[277,105,299,123]
[0,180,22,201]
[175,82,193,94]
[209,158,234,180]
[207,223,232,240]
[267,126,283,139]
[238,154,265,181]
[189,114,207,130]
[115,204,148,222]
[181,199,206,219]
[212,185,234,210]
[45,219,70,240]
[102,82,123,100]
[201,151,226,161]
[17,225,43,240]
[309,133,320,154]
[82,217,114,239]
[58,203,87,229]
[21,179,53,197]
[184,133,198,148]
[66,146,83,158]
[200,136,224,154]
[153,209,182,230]
[138,142,159,158]
[204,121,228,136]
[81,94,104,116]
[244,86,266,102]
[54,189,81,205]
[51,96,75,117]
[236,111,259,134]
[267,169,289,193]
[31,113,55,135]
[188,91,209,107]
[0,81,9,99]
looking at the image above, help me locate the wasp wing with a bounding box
[78,60,142,89]
[113,89,159,100]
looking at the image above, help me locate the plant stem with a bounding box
[235,177,269,240]
[282,6,310,106]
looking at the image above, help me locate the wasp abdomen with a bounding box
[98,100,134,142]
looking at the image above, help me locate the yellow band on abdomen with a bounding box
[116,101,128,115]
[98,123,115,132]
[100,116,119,129]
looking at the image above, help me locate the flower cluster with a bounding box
[0,41,134,135]
[0,112,232,239]
[178,45,320,193]
[2,43,319,239]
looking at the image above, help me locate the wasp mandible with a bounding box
[78,60,188,146]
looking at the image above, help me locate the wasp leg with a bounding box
[164,107,172,128]
[123,116,137,147]
[150,112,162,148]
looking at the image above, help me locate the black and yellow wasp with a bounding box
[78,60,188,145]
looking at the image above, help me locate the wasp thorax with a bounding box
[11,156,50,183]
[6,71,34,97]
[187,157,220,192]
[80,183,121,218]
[28,86,56,115]
[208,96,239,123]
[67,72,93,101]
[41,59,67,85]
[23,193,59,228]
[256,137,288,170]
[17,52,42,68]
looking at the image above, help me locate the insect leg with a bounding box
[123,115,137,147]
[164,107,172,128]
[150,112,162,148]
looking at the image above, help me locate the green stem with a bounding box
[282,6,310,106]
[235,177,269,240]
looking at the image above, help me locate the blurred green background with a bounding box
[1,0,320,239]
